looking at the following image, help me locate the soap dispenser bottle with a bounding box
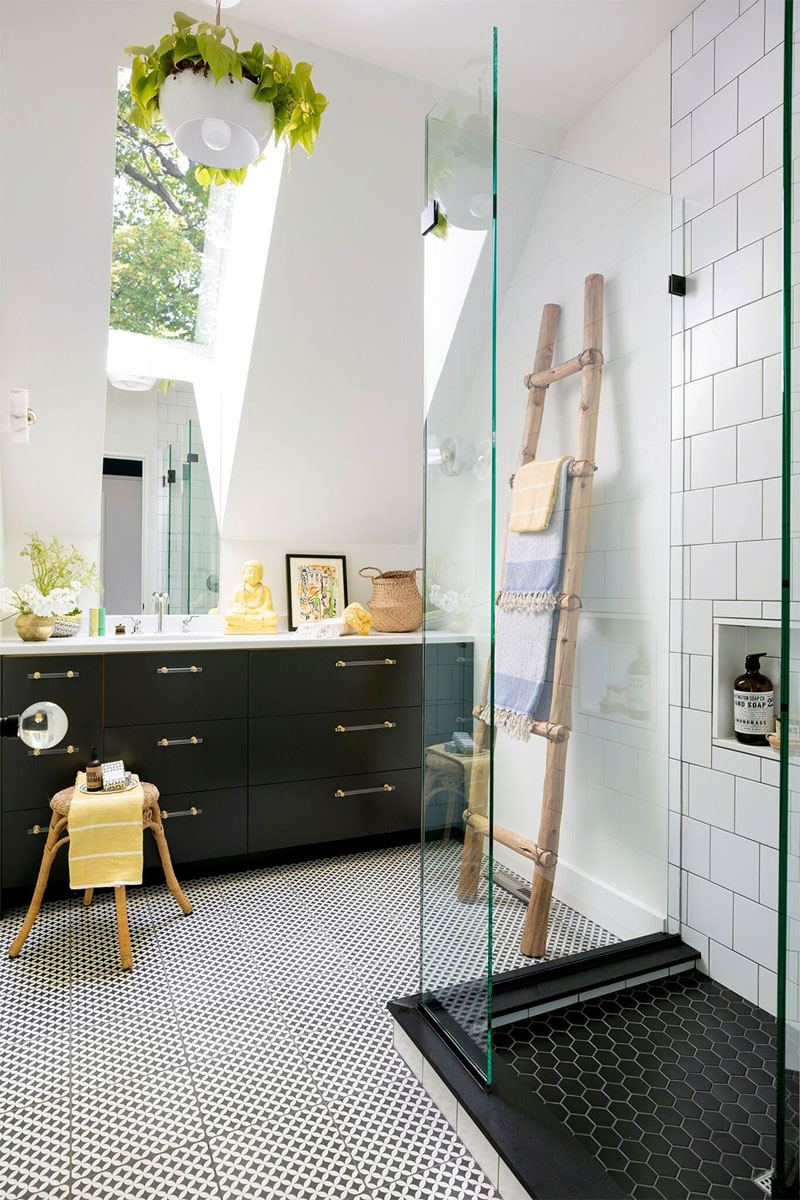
[86,747,103,792]
[733,652,774,745]
[626,644,651,722]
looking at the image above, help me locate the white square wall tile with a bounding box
[737,414,781,482]
[714,121,764,205]
[713,360,763,429]
[684,377,714,436]
[760,844,778,909]
[762,353,782,417]
[686,873,734,944]
[683,488,713,543]
[693,0,741,51]
[691,542,736,599]
[672,116,692,177]
[764,0,783,50]
[713,480,762,542]
[691,197,737,271]
[763,104,781,174]
[763,229,782,295]
[714,241,763,316]
[690,426,737,489]
[691,82,738,163]
[735,776,779,847]
[712,745,761,780]
[672,13,694,70]
[682,707,712,767]
[714,0,766,90]
[682,815,711,876]
[708,940,760,1003]
[672,42,715,123]
[739,169,782,246]
[682,599,713,655]
[759,965,778,1016]
[738,291,782,363]
[738,45,783,128]
[736,538,781,601]
[688,762,735,829]
[710,826,760,899]
[762,476,781,538]
[691,313,738,380]
[733,894,777,968]
[673,156,715,221]
[685,265,714,330]
[690,654,713,711]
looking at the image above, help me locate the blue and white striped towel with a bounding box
[484,457,572,740]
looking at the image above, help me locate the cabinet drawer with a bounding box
[105,651,246,727]
[249,645,421,716]
[3,806,67,889]
[249,707,421,784]
[145,787,247,866]
[249,769,420,852]
[2,727,100,811]
[105,719,246,795]
[2,654,103,727]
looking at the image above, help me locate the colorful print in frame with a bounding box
[286,554,348,631]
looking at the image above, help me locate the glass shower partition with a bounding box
[421,32,681,1088]
[421,28,497,1082]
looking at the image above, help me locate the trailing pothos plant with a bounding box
[126,10,327,185]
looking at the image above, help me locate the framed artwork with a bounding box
[285,554,348,631]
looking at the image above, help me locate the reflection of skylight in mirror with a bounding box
[108,66,285,526]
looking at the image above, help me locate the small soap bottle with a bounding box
[86,747,103,792]
[733,652,774,746]
[626,644,651,722]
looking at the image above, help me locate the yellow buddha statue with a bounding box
[225,560,279,634]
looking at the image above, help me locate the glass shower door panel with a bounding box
[421,29,497,1082]
[778,1,799,1191]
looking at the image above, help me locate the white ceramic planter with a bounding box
[159,70,275,170]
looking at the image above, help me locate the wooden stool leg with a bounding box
[457,825,485,901]
[9,815,63,958]
[150,812,192,915]
[114,886,133,970]
[83,888,94,907]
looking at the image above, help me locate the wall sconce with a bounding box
[0,389,36,444]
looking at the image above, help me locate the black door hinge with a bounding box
[668,274,687,296]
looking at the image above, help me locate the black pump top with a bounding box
[745,652,767,671]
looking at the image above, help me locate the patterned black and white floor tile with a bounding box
[0,841,609,1199]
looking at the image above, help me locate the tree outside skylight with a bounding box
[109,74,209,340]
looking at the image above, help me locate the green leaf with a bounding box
[294,60,312,83]
[195,165,213,186]
[196,32,237,81]
[173,10,196,31]
[124,44,150,56]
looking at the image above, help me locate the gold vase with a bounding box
[15,614,54,642]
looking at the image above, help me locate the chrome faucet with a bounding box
[152,592,169,633]
[181,615,196,633]
[129,616,142,634]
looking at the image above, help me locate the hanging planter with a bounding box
[126,10,327,185]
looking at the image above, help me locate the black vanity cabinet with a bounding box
[0,640,469,898]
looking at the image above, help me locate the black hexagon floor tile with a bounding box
[493,970,778,1200]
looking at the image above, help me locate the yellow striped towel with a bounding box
[67,772,144,890]
[509,456,573,533]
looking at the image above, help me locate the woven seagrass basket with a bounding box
[359,567,423,633]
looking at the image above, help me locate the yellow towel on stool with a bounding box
[67,772,144,890]
[509,455,573,533]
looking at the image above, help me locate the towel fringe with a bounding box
[479,705,536,742]
[496,590,558,613]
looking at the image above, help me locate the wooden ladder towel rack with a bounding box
[457,273,604,958]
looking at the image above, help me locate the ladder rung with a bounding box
[463,811,558,869]
[524,346,602,390]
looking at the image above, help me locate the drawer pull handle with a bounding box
[30,744,77,758]
[27,824,45,835]
[334,784,396,798]
[334,658,397,668]
[157,666,203,675]
[334,721,397,733]
[28,670,79,680]
[161,806,202,820]
[456,657,467,664]
[157,736,203,747]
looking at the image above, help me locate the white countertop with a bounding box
[0,629,470,655]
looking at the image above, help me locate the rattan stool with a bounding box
[8,781,192,969]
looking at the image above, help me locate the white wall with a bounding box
[559,40,672,191]
[669,0,784,1014]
